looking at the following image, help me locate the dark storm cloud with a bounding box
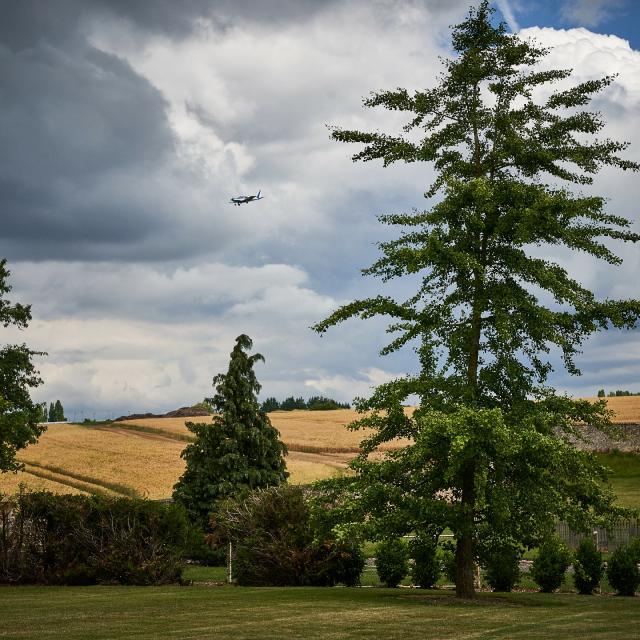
[0,1,182,260]
[0,56,175,257]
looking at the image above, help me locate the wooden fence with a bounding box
[555,519,640,552]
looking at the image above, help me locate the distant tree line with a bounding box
[35,400,66,422]
[597,389,640,398]
[260,396,350,412]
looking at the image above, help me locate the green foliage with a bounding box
[307,396,350,410]
[573,538,604,594]
[607,390,640,397]
[312,0,639,598]
[173,335,288,527]
[0,259,46,472]
[214,485,364,586]
[375,538,409,588]
[35,402,47,423]
[410,535,440,589]
[439,543,458,584]
[607,540,640,596]
[628,536,640,560]
[192,400,214,413]
[260,396,350,412]
[325,541,365,587]
[531,537,572,593]
[480,540,522,592]
[0,490,188,585]
[597,389,606,398]
[280,396,307,411]
[260,396,281,412]
[47,399,65,422]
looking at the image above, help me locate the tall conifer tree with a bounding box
[173,335,288,527]
[314,2,640,598]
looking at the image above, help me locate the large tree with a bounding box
[0,259,45,472]
[173,334,288,527]
[314,2,640,598]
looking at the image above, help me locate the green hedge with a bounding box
[0,491,189,585]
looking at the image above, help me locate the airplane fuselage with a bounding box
[230,190,263,206]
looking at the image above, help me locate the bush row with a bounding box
[3,487,638,595]
[372,535,639,596]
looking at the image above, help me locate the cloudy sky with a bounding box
[2,0,640,419]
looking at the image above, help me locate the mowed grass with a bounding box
[0,584,638,640]
[596,450,640,509]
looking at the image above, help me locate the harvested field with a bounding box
[0,423,185,499]
[585,396,640,424]
[0,417,356,499]
[0,467,88,496]
[1,406,638,502]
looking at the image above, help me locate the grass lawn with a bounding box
[0,582,638,640]
[597,451,640,509]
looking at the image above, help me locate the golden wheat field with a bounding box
[1,400,638,500]
[118,409,413,452]
[0,412,365,499]
[585,396,640,423]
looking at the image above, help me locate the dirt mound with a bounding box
[164,406,211,418]
[114,406,211,422]
[114,412,161,422]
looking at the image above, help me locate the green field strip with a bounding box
[20,461,141,498]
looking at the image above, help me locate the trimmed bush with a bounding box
[310,540,366,587]
[531,537,572,593]
[573,538,604,595]
[482,544,521,592]
[628,536,640,562]
[607,542,640,596]
[0,491,188,585]
[410,536,440,589]
[376,538,409,588]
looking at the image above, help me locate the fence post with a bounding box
[227,541,233,583]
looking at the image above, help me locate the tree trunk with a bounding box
[456,461,476,598]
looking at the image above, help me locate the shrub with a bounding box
[215,485,364,586]
[628,536,640,562]
[482,543,521,592]
[531,537,572,593]
[311,540,366,587]
[0,491,188,585]
[573,538,604,595]
[607,542,640,596]
[410,536,440,589]
[376,538,409,588]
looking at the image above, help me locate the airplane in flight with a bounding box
[230,190,264,206]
